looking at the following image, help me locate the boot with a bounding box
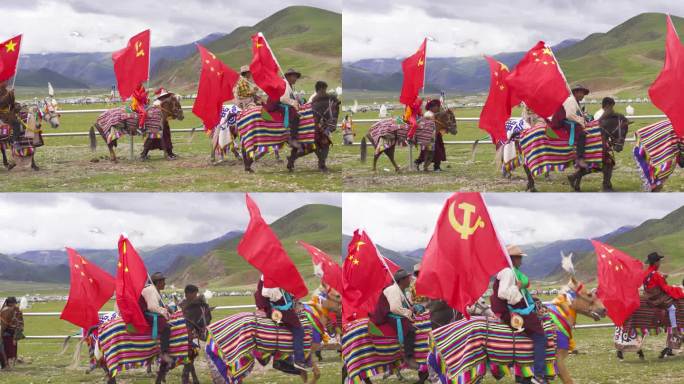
[616,350,624,360]
[659,347,674,359]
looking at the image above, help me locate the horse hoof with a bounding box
[32,166,40,171]
[6,163,15,171]
[245,168,254,173]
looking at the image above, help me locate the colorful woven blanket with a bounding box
[429,315,557,384]
[520,120,603,176]
[97,311,190,377]
[95,106,164,144]
[623,297,684,334]
[633,119,679,191]
[341,312,431,383]
[237,104,315,158]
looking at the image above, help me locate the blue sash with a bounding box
[388,313,405,344]
[564,119,576,146]
[144,311,159,339]
[272,291,294,311]
[508,291,536,316]
[280,103,290,128]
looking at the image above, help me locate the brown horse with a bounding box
[360,110,457,172]
[89,94,184,162]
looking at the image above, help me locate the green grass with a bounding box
[0,100,343,191]
[340,103,684,192]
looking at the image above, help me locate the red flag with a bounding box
[298,240,343,294]
[415,192,509,318]
[400,38,427,105]
[237,194,308,299]
[115,235,149,333]
[649,15,684,138]
[60,248,115,330]
[0,35,21,82]
[480,56,520,144]
[192,44,240,129]
[112,30,150,101]
[592,240,647,326]
[342,230,388,323]
[249,33,285,101]
[505,41,569,118]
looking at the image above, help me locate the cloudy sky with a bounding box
[0,193,340,253]
[1,0,341,54]
[343,193,684,251]
[343,0,684,61]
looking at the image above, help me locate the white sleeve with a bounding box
[563,97,586,127]
[142,286,167,316]
[386,286,413,318]
[280,81,299,108]
[497,269,523,305]
[262,287,284,302]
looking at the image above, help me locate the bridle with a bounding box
[184,303,211,341]
[312,97,339,134]
[601,115,627,150]
[157,95,183,120]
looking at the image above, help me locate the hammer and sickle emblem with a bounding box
[135,41,145,57]
[448,201,485,240]
[418,57,424,66]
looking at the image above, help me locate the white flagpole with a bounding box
[366,230,412,305]
[10,34,22,90]
[548,44,583,115]
[259,32,285,78]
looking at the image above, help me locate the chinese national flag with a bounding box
[505,41,569,118]
[112,30,150,101]
[399,38,427,106]
[0,35,21,82]
[593,240,647,326]
[237,194,308,299]
[480,56,520,144]
[192,44,240,130]
[298,240,343,294]
[249,33,285,101]
[60,248,115,330]
[649,15,684,138]
[342,230,388,323]
[415,192,509,318]
[115,235,150,334]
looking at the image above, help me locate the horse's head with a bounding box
[561,277,606,321]
[183,297,213,341]
[435,109,457,135]
[312,92,341,135]
[42,97,60,128]
[601,113,630,152]
[160,93,184,121]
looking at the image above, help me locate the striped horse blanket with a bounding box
[205,310,315,384]
[341,312,432,383]
[367,118,435,153]
[237,104,315,158]
[519,120,603,176]
[95,106,164,145]
[633,119,679,191]
[97,311,191,377]
[428,316,557,384]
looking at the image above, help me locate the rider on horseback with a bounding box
[643,252,684,353]
[491,245,548,384]
[255,275,312,370]
[552,84,590,169]
[139,272,173,365]
[235,65,262,109]
[372,269,419,369]
[264,68,303,152]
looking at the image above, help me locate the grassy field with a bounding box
[0,100,343,192]
[340,102,684,192]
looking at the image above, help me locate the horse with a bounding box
[204,304,327,384]
[10,99,61,171]
[237,92,341,173]
[615,296,684,360]
[86,299,212,384]
[360,109,457,172]
[341,311,432,384]
[209,104,242,164]
[427,279,605,384]
[89,93,184,162]
[633,119,684,192]
[501,114,630,192]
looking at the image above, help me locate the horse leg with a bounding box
[1,146,7,167]
[415,370,429,384]
[190,363,200,384]
[372,152,381,172]
[156,362,169,384]
[108,142,117,163]
[102,365,116,384]
[568,169,586,192]
[181,364,191,384]
[556,348,573,384]
[386,146,400,172]
[31,155,39,171]
[317,145,330,173]
[423,149,434,172]
[523,164,537,192]
[602,155,614,191]
[242,149,254,173]
[287,148,298,173]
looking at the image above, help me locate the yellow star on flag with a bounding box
[118,262,122,268]
[74,264,80,269]
[5,40,16,53]
[499,62,509,72]
[542,47,553,56]
[353,258,360,265]
[124,266,129,273]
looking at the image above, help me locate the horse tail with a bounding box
[494,143,504,169]
[188,126,196,144]
[470,139,480,163]
[89,125,97,151]
[67,336,85,369]
[360,137,367,163]
[60,334,72,355]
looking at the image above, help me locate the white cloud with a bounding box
[0,193,340,253]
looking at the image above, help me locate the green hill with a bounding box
[552,205,684,284]
[171,203,342,289]
[15,68,90,89]
[154,5,341,93]
[557,13,684,96]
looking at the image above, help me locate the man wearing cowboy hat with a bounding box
[552,84,590,168]
[234,65,262,109]
[490,245,548,384]
[139,272,173,364]
[643,252,684,356]
[140,88,178,160]
[264,68,304,151]
[371,269,418,369]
